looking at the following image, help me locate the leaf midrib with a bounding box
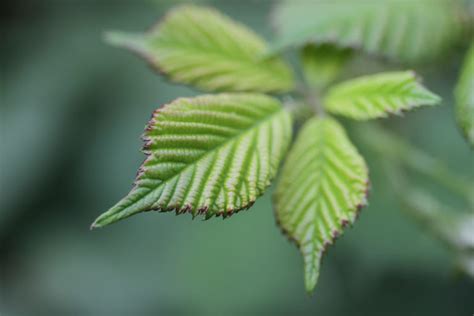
[294,123,328,249]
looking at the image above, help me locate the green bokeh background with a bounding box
[2,1,473,315]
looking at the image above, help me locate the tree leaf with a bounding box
[106,5,294,93]
[301,44,352,90]
[323,71,441,120]
[454,42,474,147]
[92,93,293,228]
[271,0,462,63]
[273,117,369,293]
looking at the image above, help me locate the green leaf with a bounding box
[323,71,441,120]
[454,42,474,146]
[301,44,352,90]
[274,117,369,293]
[106,5,294,93]
[271,0,462,63]
[92,93,293,228]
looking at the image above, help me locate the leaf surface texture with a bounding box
[107,5,294,93]
[323,71,441,120]
[274,117,368,292]
[93,93,292,228]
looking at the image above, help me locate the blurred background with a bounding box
[2,0,474,315]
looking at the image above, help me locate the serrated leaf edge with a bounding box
[324,71,442,120]
[92,94,292,229]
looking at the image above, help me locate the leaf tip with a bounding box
[90,215,106,230]
[103,31,148,53]
[430,93,443,105]
[90,208,119,230]
[303,259,319,295]
[409,70,442,105]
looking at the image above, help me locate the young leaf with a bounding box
[323,71,441,120]
[106,5,294,93]
[274,117,369,293]
[301,44,352,90]
[92,93,293,228]
[454,43,474,146]
[271,0,462,63]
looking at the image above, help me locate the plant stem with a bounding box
[383,162,472,252]
[306,89,325,117]
[288,81,326,121]
[357,124,474,207]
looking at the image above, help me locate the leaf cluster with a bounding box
[93,1,474,293]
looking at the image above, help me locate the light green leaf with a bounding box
[454,42,474,146]
[301,44,352,90]
[323,71,441,120]
[106,5,294,93]
[274,117,369,293]
[92,93,293,228]
[271,0,462,63]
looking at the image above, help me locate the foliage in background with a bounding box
[455,43,474,146]
[271,0,464,63]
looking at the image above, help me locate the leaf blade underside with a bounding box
[271,0,462,63]
[301,44,353,90]
[107,5,294,93]
[454,42,474,147]
[92,93,293,228]
[323,71,441,120]
[274,117,369,293]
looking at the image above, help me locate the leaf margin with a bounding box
[105,4,295,93]
[323,70,442,120]
[92,93,293,229]
[273,116,369,293]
